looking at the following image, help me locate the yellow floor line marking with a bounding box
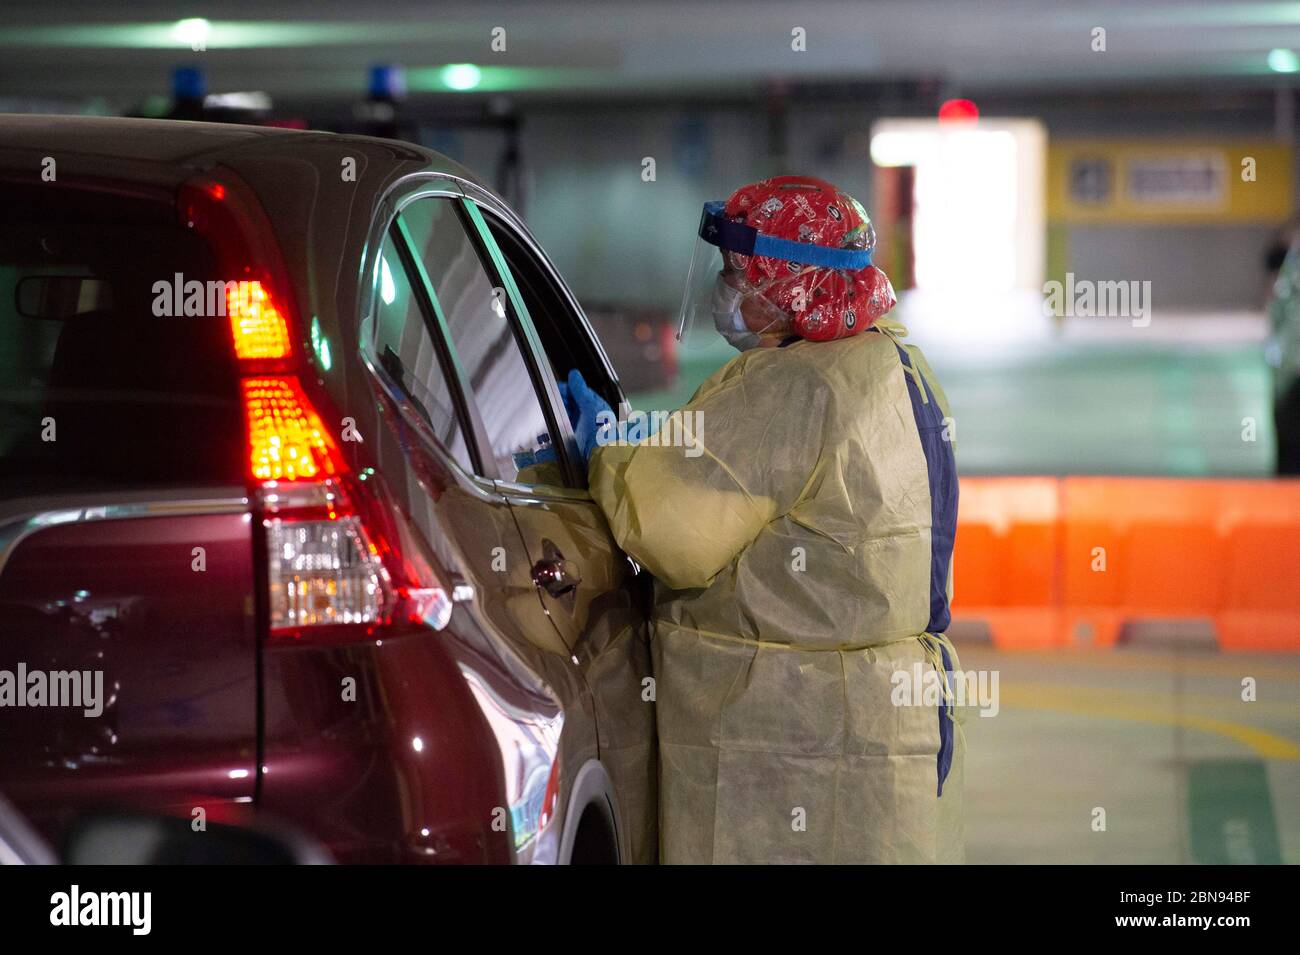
[957,649,1300,681]
[997,684,1300,760]
[997,681,1300,715]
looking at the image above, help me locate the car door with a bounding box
[376,182,645,861]
[388,185,655,864]
[347,187,596,863]
[454,189,657,865]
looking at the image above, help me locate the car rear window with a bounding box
[0,183,244,497]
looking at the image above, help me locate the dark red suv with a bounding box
[0,115,655,864]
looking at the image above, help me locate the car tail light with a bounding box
[268,517,384,626]
[260,481,387,632]
[228,281,291,360]
[242,377,341,482]
[180,174,453,645]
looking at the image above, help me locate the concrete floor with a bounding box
[955,644,1300,864]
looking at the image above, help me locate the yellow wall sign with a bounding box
[1047,140,1292,224]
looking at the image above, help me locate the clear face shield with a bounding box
[676,200,877,351]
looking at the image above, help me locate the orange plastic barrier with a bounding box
[951,477,1062,649]
[951,477,1300,651]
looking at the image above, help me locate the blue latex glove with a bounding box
[561,368,612,464]
[557,378,581,431]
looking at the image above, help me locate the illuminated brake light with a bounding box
[228,280,291,360]
[187,172,455,642]
[242,377,341,482]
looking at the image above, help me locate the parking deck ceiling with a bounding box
[2,1,1300,105]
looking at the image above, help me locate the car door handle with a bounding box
[531,557,578,598]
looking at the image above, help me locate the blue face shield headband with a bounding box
[698,200,874,270]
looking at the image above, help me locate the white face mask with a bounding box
[711,276,761,351]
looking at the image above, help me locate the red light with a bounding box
[938,98,979,123]
[241,377,342,482]
[180,174,453,642]
[539,757,561,831]
[228,280,292,360]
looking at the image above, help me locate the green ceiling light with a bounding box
[0,21,407,49]
[1268,48,1300,73]
[172,17,212,49]
[408,65,596,94]
[439,63,482,91]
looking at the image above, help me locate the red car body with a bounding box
[0,116,656,864]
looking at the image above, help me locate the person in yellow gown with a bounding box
[577,176,964,863]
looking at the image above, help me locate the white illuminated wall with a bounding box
[871,118,1048,350]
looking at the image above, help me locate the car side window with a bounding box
[371,229,475,474]
[480,211,620,413]
[400,197,559,484]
